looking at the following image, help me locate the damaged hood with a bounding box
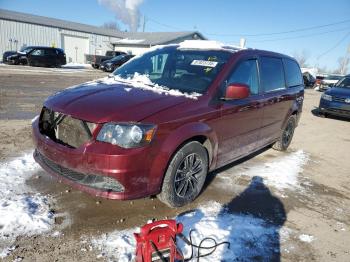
[44,81,189,123]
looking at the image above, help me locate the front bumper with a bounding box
[32,118,162,200]
[319,99,350,118]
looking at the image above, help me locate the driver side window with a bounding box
[227,59,259,95]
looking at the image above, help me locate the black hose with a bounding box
[179,230,230,262]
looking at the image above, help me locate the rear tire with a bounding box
[158,141,208,207]
[272,115,296,151]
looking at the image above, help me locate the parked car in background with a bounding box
[303,72,316,88]
[315,75,325,86]
[32,41,304,207]
[6,46,66,67]
[100,54,135,72]
[319,74,343,91]
[85,50,127,69]
[319,75,350,118]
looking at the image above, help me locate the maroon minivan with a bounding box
[32,41,304,207]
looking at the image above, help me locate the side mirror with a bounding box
[328,83,334,87]
[224,83,250,100]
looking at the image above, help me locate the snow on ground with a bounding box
[241,150,308,190]
[217,150,309,192]
[0,154,55,258]
[92,150,309,261]
[87,73,202,99]
[61,63,91,69]
[92,201,286,261]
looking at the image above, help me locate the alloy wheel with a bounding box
[174,153,203,198]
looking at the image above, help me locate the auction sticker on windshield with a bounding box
[191,60,218,67]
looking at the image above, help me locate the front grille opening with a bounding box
[39,107,96,148]
[36,150,124,193]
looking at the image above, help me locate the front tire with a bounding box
[158,141,208,207]
[272,115,296,151]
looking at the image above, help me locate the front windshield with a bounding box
[335,77,350,88]
[19,47,34,54]
[113,47,231,94]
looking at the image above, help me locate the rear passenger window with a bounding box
[283,59,303,87]
[45,49,56,55]
[260,57,285,92]
[227,59,259,95]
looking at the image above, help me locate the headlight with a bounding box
[321,94,332,101]
[105,63,112,66]
[97,123,156,148]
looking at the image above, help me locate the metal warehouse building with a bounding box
[0,9,205,64]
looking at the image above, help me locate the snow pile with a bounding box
[0,154,55,258]
[92,228,136,262]
[88,73,202,99]
[241,150,308,190]
[299,234,315,243]
[218,150,308,191]
[61,63,91,69]
[92,201,286,261]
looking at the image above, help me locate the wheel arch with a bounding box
[149,122,218,195]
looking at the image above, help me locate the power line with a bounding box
[146,17,350,37]
[249,27,350,43]
[317,31,350,60]
[146,17,184,31]
[207,19,350,37]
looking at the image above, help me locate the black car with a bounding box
[6,46,66,67]
[100,54,135,72]
[319,75,350,118]
[86,50,127,69]
[303,72,316,88]
[2,50,17,63]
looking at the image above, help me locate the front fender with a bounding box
[148,122,218,194]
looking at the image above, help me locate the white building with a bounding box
[0,9,205,63]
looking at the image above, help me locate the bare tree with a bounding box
[333,56,350,75]
[101,21,121,31]
[314,64,329,74]
[293,50,310,68]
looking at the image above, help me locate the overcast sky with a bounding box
[1,0,349,72]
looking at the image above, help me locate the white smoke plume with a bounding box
[98,0,144,32]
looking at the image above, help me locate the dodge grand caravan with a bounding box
[32,40,304,207]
